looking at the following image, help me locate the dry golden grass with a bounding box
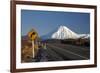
[21,41,40,62]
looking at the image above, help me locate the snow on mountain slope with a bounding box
[51,25,90,39]
[78,34,90,39]
[51,26,78,39]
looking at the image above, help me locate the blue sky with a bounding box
[21,10,90,36]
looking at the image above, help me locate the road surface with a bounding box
[34,43,90,62]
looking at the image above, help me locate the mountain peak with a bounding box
[51,25,78,39]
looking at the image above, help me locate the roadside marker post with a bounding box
[32,40,35,58]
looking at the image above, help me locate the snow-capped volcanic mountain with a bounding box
[51,25,90,39]
[51,26,78,39]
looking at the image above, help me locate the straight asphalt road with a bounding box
[44,43,90,61]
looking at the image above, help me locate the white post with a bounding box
[32,40,35,58]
